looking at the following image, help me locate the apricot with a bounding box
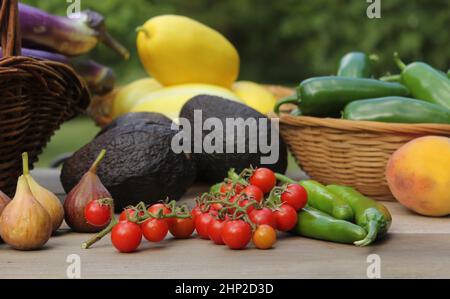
[386,136,450,217]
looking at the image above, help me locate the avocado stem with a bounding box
[393,52,406,71]
[89,149,106,174]
[22,152,29,176]
[136,26,150,38]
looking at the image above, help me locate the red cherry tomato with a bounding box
[148,203,174,228]
[249,208,276,228]
[208,218,228,245]
[222,220,252,250]
[84,200,111,227]
[170,218,195,239]
[195,213,214,239]
[111,221,142,253]
[210,203,224,211]
[281,184,308,211]
[240,199,256,214]
[191,206,204,222]
[141,218,168,242]
[119,209,144,222]
[249,168,276,193]
[273,204,298,232]
[242,185,264,203]
[220,182,244,195]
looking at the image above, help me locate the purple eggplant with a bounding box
[2,47,116,95]
[19,3,129,59]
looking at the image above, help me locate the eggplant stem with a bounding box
[89,149,106,173]
[22,152,29,175]
[100,31,130,60]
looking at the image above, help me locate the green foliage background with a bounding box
[22,0,450,85]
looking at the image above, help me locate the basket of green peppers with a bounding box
[271,52,450,201]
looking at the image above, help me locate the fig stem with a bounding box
[89,149,106,174]
[22,152,29,175]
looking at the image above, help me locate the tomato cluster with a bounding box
[82,168,308,253]
[191,168,308,250]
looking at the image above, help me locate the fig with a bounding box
[0,153,52,250]
[63,149,112,233]
[22,153,64,233]
[0,190,11,243]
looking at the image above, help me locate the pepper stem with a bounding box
[274,173,297,185]
[354,221,378,247]
[89,149,106,174]
[393,52,406,71]
[22,152,29,176]
[274,95,299,114]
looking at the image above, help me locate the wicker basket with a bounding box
[0,0,90,196]
[272,112,450,201]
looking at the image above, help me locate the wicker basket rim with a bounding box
[269,112,450,135]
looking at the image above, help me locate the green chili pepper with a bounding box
[338,52,377,78]
[394,53,450,110]
[343,97,450,124]
[275,174,354,221]
[297,76,410,117]
[293,206,367,244]
[326,185,392,247]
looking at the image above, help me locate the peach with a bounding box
[386,136,450,217]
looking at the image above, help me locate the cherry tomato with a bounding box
[191,206,204,222]
[170,218,195,239]
[242,185,264,203]
[228,195,253,215]
[222,220,252,250]
[141,218,168,242]
[111,221,142,253]
[249,168,276,193]
[84,200,111,227]
[195,213,214,239]
[208,218,227,245]
[210,203,224,211]
[148,203,174,228]
[220,182,244,195]
[249,208,276,228]
[253,225,277,250]
[119,209,144,222]
[240,199,256,214]
[281,184,308,211]
[273,204,298,232]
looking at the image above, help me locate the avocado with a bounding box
[179,95,287,183]
[61,118,196,211]
[97,112,173,136]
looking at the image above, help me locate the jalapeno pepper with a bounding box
[394,53,450,110]
[343,97,450,124]
[326,185,392,247]
[275,174,354,221]
[296,77,410,117]
[293,206,367,244]
[338,52,377,78]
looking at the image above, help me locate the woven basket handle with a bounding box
[0,0,21,57]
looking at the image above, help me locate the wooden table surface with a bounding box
[1,169,449,279]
